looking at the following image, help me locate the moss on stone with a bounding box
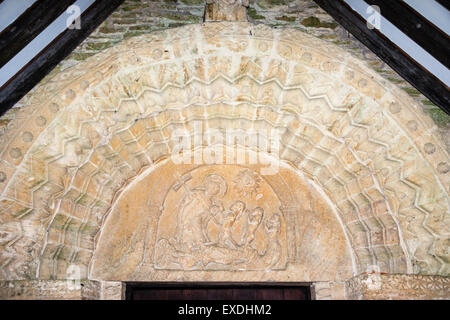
[386,77,404,84]
[275,15,297,22]
[248,7,265,20]
[402,87,421,97]
[425,108,450,128]
[421,100,436,107]
[318,34,339,40]
[332,40,352,45]
[180,0,204,5]
[301,16,338,29]
[98,25,119,34]
[121,4,143,12]
[373,68,395,75]
[166,13,201,22]
[260,0,291,7]
[121,12,140,18]
[129,25,153,31]
[86,41,115,51]
[168,23,187,28]
[52,214,68,230]
[70,52,97,61]
[125,31,147,39]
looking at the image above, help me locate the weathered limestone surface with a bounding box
[99,281,125,300]
[0,280,99,300]
[345,274,450,300]
[313,281,346,300]
[0,280,123,300]
[0,0,449,298]
[205,0,249,21]
[4,1,446,150]
[92,164,353,281]
[0,23,447,287]
[2,275,448,300]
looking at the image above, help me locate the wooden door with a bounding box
[126,283,311,300]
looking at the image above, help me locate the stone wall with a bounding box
[345,274,450,300]
[0,280,99,300]
[0,280,123,300]
[312,281,346,300]
[2,276,448,300]
[314,274,450,300]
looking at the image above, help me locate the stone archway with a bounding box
[0,22,448,296]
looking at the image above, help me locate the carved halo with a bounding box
[203,173,228,198]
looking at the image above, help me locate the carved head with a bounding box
[265,213,281,234]
[230,200,245,215]
[210,204,224,216]
[249,207,264,224]
[203,174,227,198]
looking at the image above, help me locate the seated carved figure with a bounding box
[240,207,264,247]
[202,203,225,244]
[262,213,282,268]
[174,174,227,252]
[217,200,245,249]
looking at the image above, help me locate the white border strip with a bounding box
[0,0,39,33]
[344,0,450,87]
[403,0,450,36]
[0,0,95,88]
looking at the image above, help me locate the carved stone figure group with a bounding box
[153,172,284,270]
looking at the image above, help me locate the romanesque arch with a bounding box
[0,22,448,285]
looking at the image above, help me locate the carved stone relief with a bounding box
[91,162,353,282]
[153,166,287,271]
[0,22,447,283]
[345,274,450,300]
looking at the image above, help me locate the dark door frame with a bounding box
[125,282,313,300]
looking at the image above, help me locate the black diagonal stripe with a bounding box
[314,0,450,114]
[435,0,450,11]
[364,0,450,69]
[0,0,77,68]
[0,0,125,115]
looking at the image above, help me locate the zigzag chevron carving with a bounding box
[0,22,448,280]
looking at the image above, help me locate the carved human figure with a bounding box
[262,213,282,269]
[153,169,287,271]
[217,200,245,249]
[203,203,224,243]
[174,174,227,252]
[240,207,264,246]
